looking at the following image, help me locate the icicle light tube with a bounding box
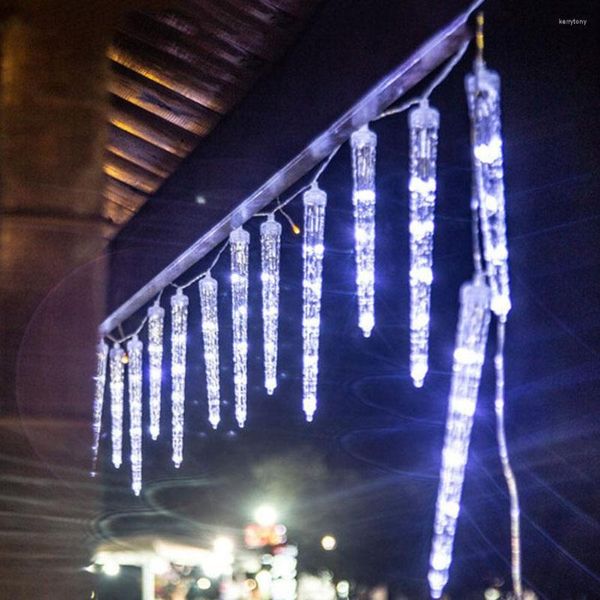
[230,227,250,428]
[127,335,143,495]
[350,125,377,338]
[408,100,440,387]
[260,215,282,394]
[109,343,125,469]
[428,275,492,599]
[91,340,108,473]
[302,184,327,421]
[147,303,165,440]
[466,62,511,318]
[199,273,221,429]
[171,288,189,467]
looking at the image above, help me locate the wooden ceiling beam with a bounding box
[108,95,198,157]
[103,152,164,195]
[109,62,221,135]
[109,38,232,113]
[107,126,181,176]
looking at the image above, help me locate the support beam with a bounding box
[104,0,475,334]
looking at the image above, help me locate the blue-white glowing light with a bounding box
[466,62,511,318]
[302,184,327,421]
[408,99,440,387]
[350,125,377,337]
[428,275,491,598]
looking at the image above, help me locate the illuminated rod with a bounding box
[428,274,491,599]
[230,227,250,427]
[171,288,189,467]
[302,184,327,421]
[408,100,440,387]
[109,342,125,469]
[127,335,143,495]
[466,62,511,318]
[260,214,282,394]
[91,340,108,473]
[199,273,221,429]
[147,302,165,440]
[350,125,377,338]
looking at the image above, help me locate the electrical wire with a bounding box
[494,318,523,599]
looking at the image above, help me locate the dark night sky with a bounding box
[98,1,600,598]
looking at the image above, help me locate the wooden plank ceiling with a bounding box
[102,0,322,226]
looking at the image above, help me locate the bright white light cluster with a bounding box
[260,215,282,394]
[170,288,189,467]
[230,227,250,427]
[147,302,165,440]
[109,343,125,469]
[199,273,221,429]
[408,100,440,387]
[127,334,143,495]
[466,63,511,318]
[428,275,492,599]
[92,340,108,473]
[350,125,377,338]
[302,184,327,421]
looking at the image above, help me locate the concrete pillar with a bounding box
[0,2,162,596]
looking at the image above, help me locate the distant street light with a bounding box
[254,504,278,526]
[320,535,337,551]
[197,577,212,590]
[213,536,234,555]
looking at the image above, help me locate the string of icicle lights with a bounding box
[92,13,522,598]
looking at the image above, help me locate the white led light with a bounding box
[428,275,491,599]
[260,215,282,395]
[147,303,165,440]
[109,343,125,469]
[127,334,143,495]
[199,273,221,429]
[350,125,378,337]
[230,227,250,427]
[408,100,440,388]
[466,63,511,318]
[171,288,189,467]
[92,340,108,473]
[302,184,327,421]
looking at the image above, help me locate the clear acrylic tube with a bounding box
[199,273,221,429]
[302,184,327,421]
[408,100,440,387]
[428,275,491,599]
[109,342,125,469]
[466,62,511,318]
[260,215,282,394]
[350,125,377,338]
[230,227,250,427]
[127,334,143,495]
[170,288,189,467]
[147,303,165,440]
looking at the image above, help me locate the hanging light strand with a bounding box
[230,227,250,428]
[170,288,189,467]
[302,184,328,421]
[260,214,282,394]
[91,340,109,474]
[428,274,492,599]
[408,100,440,387]
[109,342,125,469]
[147,302,165,440]
[199,273,221,429]
[494,319,523,597]
[127,335,143,495]
[350,125,378,337]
